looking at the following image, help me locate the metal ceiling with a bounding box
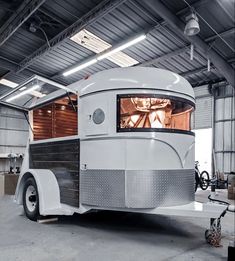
[0,0,234,96]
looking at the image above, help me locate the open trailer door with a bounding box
[1,75,80,211]
[0,75,76,112]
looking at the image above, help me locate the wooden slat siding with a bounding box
[53,103,77,138]
[33,97,78,141]
[29,139,80,207]
[33,104,53,140]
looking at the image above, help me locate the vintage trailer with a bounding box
[0,67,227,243]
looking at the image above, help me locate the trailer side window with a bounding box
[33,94,78,140]
[117,95,194,133]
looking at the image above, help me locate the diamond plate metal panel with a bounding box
[81,169,125,207]
[126,169,194,208]
[81,169,194,209]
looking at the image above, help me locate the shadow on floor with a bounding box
[54,210,201,239]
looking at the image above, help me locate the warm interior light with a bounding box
[119,97,193,131]
[184,13,200,36]
[63,59,97,76]
[6,85,40,102]
[0,79,18,88]
[70,29,139,67]
[97,35,146,61]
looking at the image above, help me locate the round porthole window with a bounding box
[92,108,105,124]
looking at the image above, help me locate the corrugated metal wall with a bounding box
[214,85,235,174]
[0,106,28,172]
[193,84,234,174]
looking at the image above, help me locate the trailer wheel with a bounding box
[23,177,40,221]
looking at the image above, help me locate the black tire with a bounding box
[195,171,200,192]
[23,177,40,221]
[200,171,210,190]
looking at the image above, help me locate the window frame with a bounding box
[116,94,195,136]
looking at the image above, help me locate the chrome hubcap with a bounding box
[26,185,37,212]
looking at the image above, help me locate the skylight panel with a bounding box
[70,29,139,67]
[71,29,111,53]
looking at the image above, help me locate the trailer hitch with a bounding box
[205,209,227,247]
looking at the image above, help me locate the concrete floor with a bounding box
[0,190,234,261]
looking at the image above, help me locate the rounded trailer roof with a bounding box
[78,67,195,99]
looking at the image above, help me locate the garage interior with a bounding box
[0,0,234,260]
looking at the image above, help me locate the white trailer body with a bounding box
[0,68,226,233]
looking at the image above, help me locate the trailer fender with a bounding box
[15,169,61,215]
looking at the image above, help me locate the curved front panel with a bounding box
[81,169,194,209]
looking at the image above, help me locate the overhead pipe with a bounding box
[142,0,235,88]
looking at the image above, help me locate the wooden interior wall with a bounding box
[53,103,77,138]
[33,104,53,140]
[33,96,78,140]
[171,110,191,131]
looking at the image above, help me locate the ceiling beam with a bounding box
[17,0,128,73]
[180,59,232,79]
[37,8,69,27]
[181,65,216,78]
[0,56,49,80]
[0,0,47,47]
[138,27,234,67]
[142,0,235,88]
[205,27,235,42]
[191,78,225,88]
[215,0,234,22]
[176,0,211,16]
[181,59,234,78]
[0,0,14,12]
[0,57,32,77]
[137,46,189,67]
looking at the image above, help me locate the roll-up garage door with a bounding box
[191,85,212,130]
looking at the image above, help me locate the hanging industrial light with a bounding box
[184,13,200,36]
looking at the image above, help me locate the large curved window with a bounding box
[117,94,194,134]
